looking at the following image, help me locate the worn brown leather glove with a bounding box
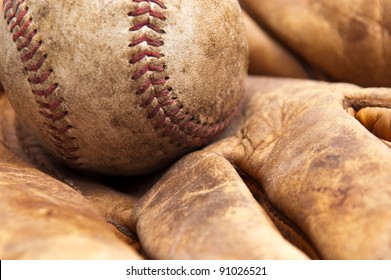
[2,77,391,259]
[131,77,391,259]
[241,0,391,87]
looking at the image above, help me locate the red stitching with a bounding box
[32,83,58,97]
[46,124,72,134]
[3,1,12,17]
[5,0,22,24]
[9,5,26,31]
[129,35,163,47]
[132,64,164,80]
[148,103,162,119]
[2,0,80,164]
[12,18,31,41]
[130,20,165,33]
[36,98,63,110]
[129,0,238,147]
[17,28,35,49]
[130,49,161,64]
[21,42,42,61]
[129,6,166,20]
[39,110,68,121]
[135,77,165,95]
[27,70,51,84]
[24,54,46,71]
[160,98,174,107]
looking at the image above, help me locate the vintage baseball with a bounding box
[0,0,248,175]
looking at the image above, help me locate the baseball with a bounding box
[0,0,248,175]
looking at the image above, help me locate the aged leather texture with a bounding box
[240,0,391,87]
[0,69,391,259]
[131,77,391,259]
[2,77,391,259]
[0,77,391,259]
[0,0,391,260]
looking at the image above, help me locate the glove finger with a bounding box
[243,11,309,78]
[131,150,309,260]
[0,143,141,259]
[217,77,391,259]
[355,107,391,142]
[344,87,391,143]
[15,119,151,254]
[240,0,391,87]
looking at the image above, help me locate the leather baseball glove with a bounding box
[2,77,391,259]
[240,0,391,87]
[131,77,391,260]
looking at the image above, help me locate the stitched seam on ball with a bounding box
[3,0,81,163]
[128,0,238,147]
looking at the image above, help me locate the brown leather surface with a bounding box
[0,150,139,259]
[2,77,391,259]
[241,0,391,87]
[243,11,309,79]
[5,0,391,254]
[132,77,391,260]
[2,74,391,259]
[131,151,309,259]
[356,107,391,142]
